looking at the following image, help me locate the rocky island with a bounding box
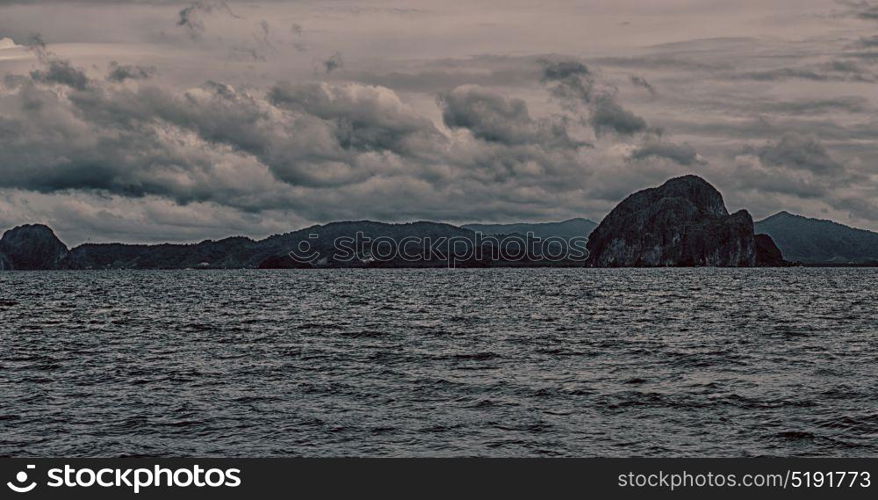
[585,175,786,267]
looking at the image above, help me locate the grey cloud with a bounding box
[177,0,240,38]
[30,59,89,90]
[538,57,649,137]
[591,55,725,71]
[746,134,844,176]
[287,23,306,52]
[840,0,878,20]
[17,33,50,61]
[256,20,275,52]
[438,85,584,148]
[541,59,589,80]
[836,196,878,220]
[323,52,344,74]
[826,59,866,73]
[540,58,593,104]
[629,75,656,95]
[177,3,206,36]
[729,167,830,199]
[742,67,830,81]
[847,50,878,59]
[631,140,703,166]
[269,82,440,140]
[107,61,156,82]
[0,58,608,226]
[762,96,868,115]
[590,96,647,136]
[228,46,266,61]
[539,57,658,139]
[738,60,873,82]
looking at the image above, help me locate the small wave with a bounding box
[452,352,498,361]
[815,413,878,433]
[775,431,815,441]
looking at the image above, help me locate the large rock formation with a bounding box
[0,224,69,270]
[586,175,785,267]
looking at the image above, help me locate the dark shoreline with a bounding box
[3,264,877,271]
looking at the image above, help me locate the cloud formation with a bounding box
[30,59,89,90]
[0,52,623,235]
[631,140,703,166]
[438,85,584,148]
[107,61,157,82]
[177,0,240,38]
[323,52,343,73]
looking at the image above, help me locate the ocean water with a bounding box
[0,268,876,457]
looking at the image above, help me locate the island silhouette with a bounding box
[2,175,877,270]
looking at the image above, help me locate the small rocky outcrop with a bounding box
[754,233,786,266]
[586,175,786,267]
[0,224,69,270]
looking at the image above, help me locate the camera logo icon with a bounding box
[7,465,37,493]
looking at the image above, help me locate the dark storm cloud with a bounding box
[537,57,650,138]
[590,96,647,136]
[836,196,878,220]
[746,134,844,176]
[738,65,872,82]
[762,96,868,114]
[728,135,856,201]
[257,19,274,50]
[289,23,307,52]
[591,55,726,71]
[177,0,240,38]
[323,52,344,74]
[629,75,656,95]
[857,35,878,46]
[107,61,156,82]
[0,51,610,227]
[631,140,703,165]
[268,81,443,161]
[540,58,593,104]
[839,0,878,20]
[438,85,583,147]
[729,167,831,199]
[177,4,205,36]
[30,59,89,90]
[16,33,51,61]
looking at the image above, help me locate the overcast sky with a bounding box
[2,0,878,245]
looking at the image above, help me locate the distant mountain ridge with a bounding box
[0,220,588,270]
[755,211,878,264]
[462,218,597,240]
[4,193,878,269]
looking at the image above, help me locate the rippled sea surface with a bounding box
[1,268,876,457]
